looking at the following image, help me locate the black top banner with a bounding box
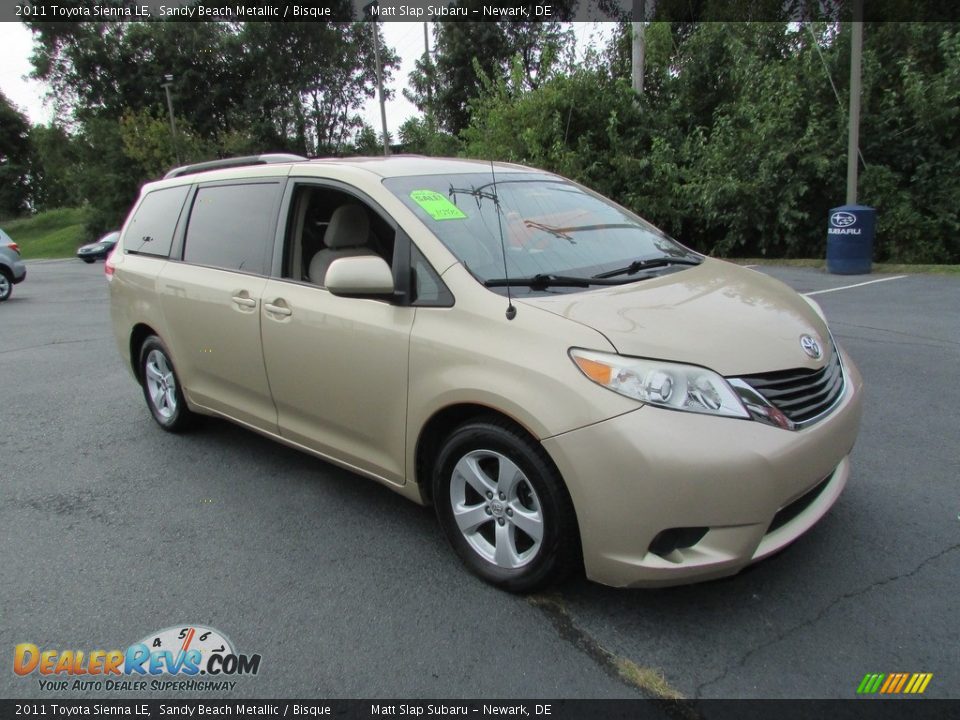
[4,0,959,23]
[1,700,958,720]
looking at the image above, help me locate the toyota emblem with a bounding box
[800,334,822,359]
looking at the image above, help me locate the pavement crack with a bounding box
[832,320,960,347]
[0,337,112,355]
[528,593,696,714]
[693,542,960,698]
[834,333,955,351]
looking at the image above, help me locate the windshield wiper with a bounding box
[484,274,646,290]
[592,256,702,279]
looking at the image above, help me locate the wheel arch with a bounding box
[129,323,160,382]
[414,403,562,506]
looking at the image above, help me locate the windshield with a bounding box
[384,172,697,292]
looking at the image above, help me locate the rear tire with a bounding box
[432,418,579,593]
[138,336,195,432]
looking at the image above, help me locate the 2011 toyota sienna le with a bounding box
[109,154,863,592]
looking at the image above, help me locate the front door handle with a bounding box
[264,301,292,317]
[231,295,257,308]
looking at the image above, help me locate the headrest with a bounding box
[325,204,370,249]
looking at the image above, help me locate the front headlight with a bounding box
[570,348,749,419]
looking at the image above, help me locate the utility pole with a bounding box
[424,21,433,127]
[160,74,181,165]
[371,21,390,156]
[846,0,863,204]
[631,0,645,96]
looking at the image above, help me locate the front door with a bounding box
[260,280,414,483]
[259,181,414,484]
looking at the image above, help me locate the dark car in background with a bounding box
[77,231,120,263]
[0,229,27,302]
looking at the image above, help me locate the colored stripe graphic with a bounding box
[904,674,920,694]
[880,674,897,693]
[857,672,932,694]
[857,673,884,694]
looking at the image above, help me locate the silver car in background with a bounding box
[0,229,27,302]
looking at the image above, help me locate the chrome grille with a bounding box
[735,346,845,426]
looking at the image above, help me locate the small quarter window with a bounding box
[125,185,190,258]
[410,245,453,307]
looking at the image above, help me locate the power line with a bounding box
[806,21,867,170]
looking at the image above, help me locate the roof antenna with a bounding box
[490,159,517,320]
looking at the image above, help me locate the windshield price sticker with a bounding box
[410,190,467,221]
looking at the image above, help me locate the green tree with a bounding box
[397,117,461,156]
[27,21,243,140]
[353,124,381,155]
[0,91,35,218]
[857,22,960,262]
[119,109,211,178]
[29,123,84,211]
[234,21,399,156]
[25,15,401,231]
[406,9,576,136]
[74,117,144,236]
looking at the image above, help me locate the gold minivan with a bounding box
[109,155,863,591]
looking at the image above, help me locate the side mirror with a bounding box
[325,256,395,297]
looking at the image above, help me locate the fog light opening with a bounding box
[648,527,709,558]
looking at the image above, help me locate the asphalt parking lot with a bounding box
[1,260,957,700]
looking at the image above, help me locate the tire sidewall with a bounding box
[139,336,190,432]
[433,421,576,592]
[0,270,11,301]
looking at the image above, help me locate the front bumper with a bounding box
[542,349,864,588]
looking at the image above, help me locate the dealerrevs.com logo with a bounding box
[14,625,261,692]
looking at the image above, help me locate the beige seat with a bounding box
[308,204,373,286]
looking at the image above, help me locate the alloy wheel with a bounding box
[449,449,544,569]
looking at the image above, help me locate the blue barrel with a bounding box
[826,204,875,274]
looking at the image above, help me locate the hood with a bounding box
[517,259,832,376]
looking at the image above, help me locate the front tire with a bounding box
[139,336,195,432]
[82,257,95,264]
[433,418,579,593]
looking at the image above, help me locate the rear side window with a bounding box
[125,186,190,258]
[183,183,281,275]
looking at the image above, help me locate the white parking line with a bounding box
[803,275,907,297]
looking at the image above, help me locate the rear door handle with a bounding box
[231,295,257,308]
[264,302,292,317]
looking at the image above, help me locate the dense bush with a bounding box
[461,22,960,263]
[15,20,960,262]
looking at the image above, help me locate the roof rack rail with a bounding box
[163,153,307,180]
